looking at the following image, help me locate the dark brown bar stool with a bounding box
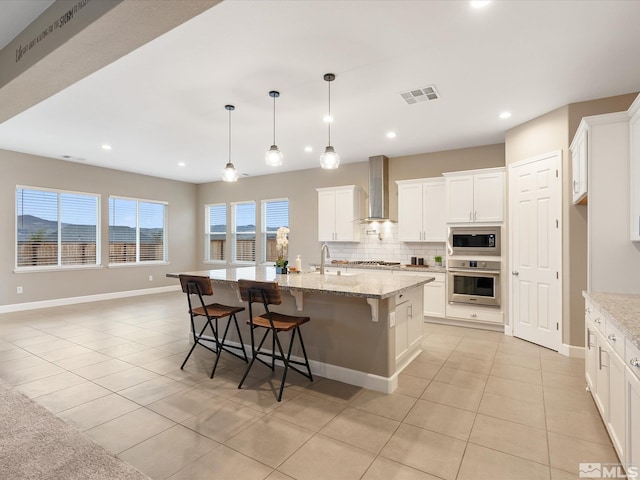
[237,279,313,401]
[179,274,248,378]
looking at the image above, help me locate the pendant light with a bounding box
[319,73,340,169]
[222,104,239,182]
[265,90,284,167]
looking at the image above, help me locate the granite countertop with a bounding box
[168,266,433,300]
[584,291,640,350]
[308,263,448,274]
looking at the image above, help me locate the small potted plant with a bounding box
[434,255,443,267]
[275,226,289,274]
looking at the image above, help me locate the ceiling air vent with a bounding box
[400,85,439,105]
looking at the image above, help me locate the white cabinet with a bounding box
[629,94,640,241]
[570,122,588,204]
[396,178,447,242]
[393,286,423,366]
[317,186,362,242]
[626,340,640,472]
[423,272,446,318]
[444,168,505,223]
[444,302,503,325]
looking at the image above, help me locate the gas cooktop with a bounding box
[344,260,401,266]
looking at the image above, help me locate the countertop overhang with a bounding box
[167,266,433,300]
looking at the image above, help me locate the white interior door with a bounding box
[509,151,562,351]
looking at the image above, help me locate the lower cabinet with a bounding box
[394,288,423,366]
[626,339,640,472]
[423,273,446,318]
[445,302,504,325]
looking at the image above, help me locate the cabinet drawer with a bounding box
[590,308,606,334]
[445,303,503,324]
[395,291,409,305]
[626,338,640,381]
[605,318,625,359]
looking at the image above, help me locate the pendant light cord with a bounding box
[273,94,277,145]
[327,80,331,145]
[228,107,232,162]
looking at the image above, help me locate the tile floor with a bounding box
[0,292,619,480]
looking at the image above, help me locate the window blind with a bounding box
[233,202,255,262]
[206,204,226,261]
[263,199,289,262]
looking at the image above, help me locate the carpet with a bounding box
[0,377,151,480]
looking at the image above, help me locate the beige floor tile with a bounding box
[545,405,611,445]
[15,371,86,398]
[98,342,152,358]
[350,389,417,421]
[118,424,219,480]
[443,352,493,374]
[117,375,189,405]
[182,401,265,442]
[541,357,585,378]
[469,414,549,465]
[119,347,175,366]
[380,423,466,480]
[361,457,442,480]
[478,391,546,429]
[491,362,543,385]
[34,381,111,413]
[37,345,94,362]
[457,443,550,480]
[497,341,542,357]
[271,392,345,431]
[147,386,218,423]
[543,385,596,413]
[423,333,463,346]
[551,467,580,479]
[0,354,49,374]
[85,407,176,454]
[0,347,31,362]
[405,399,476,441]
[232,377,303,413]
[548,431,619,475]
[279,434,375,480]
[421,380,483,412]
[484,375,544,403]
[54,351,113,370]
[432,366,488,390]
[92,366,161,391]
[21,339,77,354]
[58,393,140,431]
[395,373,431,398]
[400,359,442,380]
[1,362,65,385]
[11,333,58,348]
[415,348,450,365]
[225,415,314,467]
[71,358,133,380]
[81,336,132,351]
[319,406,400,453]
[304,378,363,404]
[266,471,295,480]
[543,371,587,390]
[494,351,542,370]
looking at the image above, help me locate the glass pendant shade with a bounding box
[319,145,340,169]
[265,145,283,167]
[222,162,239,182]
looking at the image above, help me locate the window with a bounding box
[232,202,256,263]
[109,196,167,264]
[205,203,226,262]
[262,199,289,263]
[16,187,100,269]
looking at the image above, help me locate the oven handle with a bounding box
[448,268,500,275]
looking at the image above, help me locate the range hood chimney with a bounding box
[364,155,392,222]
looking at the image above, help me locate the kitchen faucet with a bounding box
[320,243,331,274]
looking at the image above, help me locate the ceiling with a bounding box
[1,0,640,184]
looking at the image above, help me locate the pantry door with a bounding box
[509,151,562,351]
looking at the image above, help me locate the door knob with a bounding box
[511,271,519,276]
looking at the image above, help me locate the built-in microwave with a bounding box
[448,226,500,256]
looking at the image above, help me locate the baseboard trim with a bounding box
[0,285,181,314]
[560,343,585,359]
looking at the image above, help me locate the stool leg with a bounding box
[296,327,314,381]
[181,318,211,370]
[232,314,248,362]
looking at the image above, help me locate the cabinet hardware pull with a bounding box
[598,346,606,369]
[608,333,616,342]
[631,358,640,368]
[511,271,519,276]
[595,317,601,324]
[587,328,593,350]
[573,180,578,193]
[470,313,477,318]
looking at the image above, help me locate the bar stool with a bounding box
[237,279,313,401]
[179,274,248,378]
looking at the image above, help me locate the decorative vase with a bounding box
[276,266,288,274]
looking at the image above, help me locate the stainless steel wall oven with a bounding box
[447,259,501,307]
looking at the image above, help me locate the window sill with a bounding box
[108,261,170,268]
[14,264,104,273]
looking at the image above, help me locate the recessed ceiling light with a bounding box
[499,111,512,119]
[304,146,313,153]
[386,131,397,139]
[471,0,490,8]
[323,115,333,123]
[178,162,186,167]
[101,144,112,150]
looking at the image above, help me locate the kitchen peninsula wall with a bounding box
[196,144,505,270]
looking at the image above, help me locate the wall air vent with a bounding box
[400,85,439,105]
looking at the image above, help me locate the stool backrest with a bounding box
[179,274,213,297]
[237,279,282,306]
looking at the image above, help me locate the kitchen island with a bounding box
[168,266,433,393]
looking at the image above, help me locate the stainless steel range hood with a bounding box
[363,155,393,222]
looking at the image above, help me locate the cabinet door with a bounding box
[398,183,424,241]
[571,126,588,204]
[446,175,474,223]
[473,171,504,222]
[318,190,336,241]
[423,281,445,318]
[585,323,598,392]
[334,188,358,241]
[394,302,409,362]
[607,351,626,463]
[423,181,447,241]
[627,367,640,474]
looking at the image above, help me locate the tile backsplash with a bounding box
[325,223,446,266]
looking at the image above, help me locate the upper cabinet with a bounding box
[630,94,640,241]
[571,122,589,204]
[396,177,446,242]
[443,168,505,223]
[317,185,362,242]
